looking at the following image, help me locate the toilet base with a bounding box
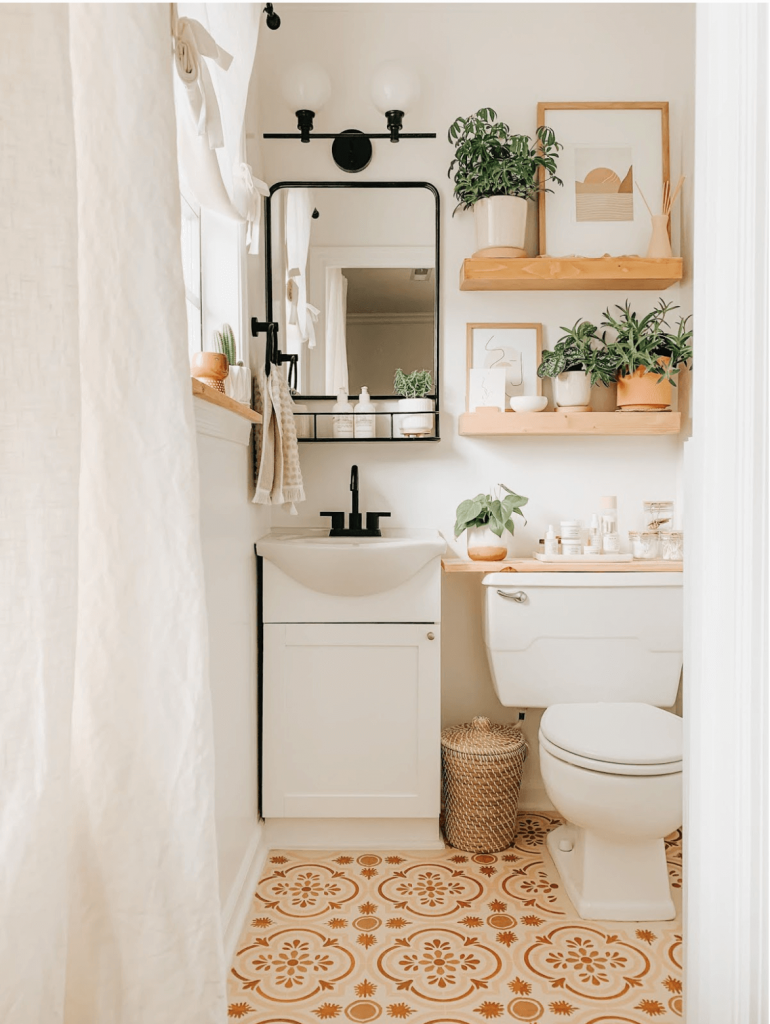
[547,823,676,921]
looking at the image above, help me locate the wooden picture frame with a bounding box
[466,323,543,411]
[537,101,670,257]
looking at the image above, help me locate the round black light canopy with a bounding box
[331,129,373,173]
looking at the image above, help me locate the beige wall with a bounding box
[249,2,695,806]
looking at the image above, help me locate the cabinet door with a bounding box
[263,623,440,818]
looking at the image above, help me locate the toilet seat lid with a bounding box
[540,702,683,766]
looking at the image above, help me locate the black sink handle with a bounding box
[320,511,345,533]
[365,512,391,536]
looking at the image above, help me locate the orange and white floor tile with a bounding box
[227,814,683,1024]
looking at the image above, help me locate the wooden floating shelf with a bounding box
[459,256,683,291]
[442,557,681,573]
[192,377,262,423]
[459,410,680,436]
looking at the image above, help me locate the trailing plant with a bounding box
[394,368,433,399]
[214,323,237,365]
[454,485,528,539]
[448,108,563,213]
[601,301,693,384]
[537,320,617,388]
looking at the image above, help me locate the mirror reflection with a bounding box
[269,185,437,398]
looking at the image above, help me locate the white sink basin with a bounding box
[258,528,447,596]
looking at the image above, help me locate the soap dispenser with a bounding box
[354,385,376,438]
[332,388,354,439]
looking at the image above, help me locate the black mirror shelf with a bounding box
[259,181,441,443]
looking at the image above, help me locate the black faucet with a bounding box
[320,465,391,537]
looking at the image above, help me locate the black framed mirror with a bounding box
[264,182,440,412]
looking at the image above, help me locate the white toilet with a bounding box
[482,572,683,921]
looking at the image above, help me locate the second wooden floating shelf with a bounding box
[460,255,683,291]
[459,410,681,436]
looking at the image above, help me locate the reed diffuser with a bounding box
[636,175,685,258]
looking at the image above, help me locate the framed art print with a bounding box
[466,323,543,410]
[537,102,670,257]
[468,368,507,413]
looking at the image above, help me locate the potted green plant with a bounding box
[537,320,617,411]
[448,108,562,256]
[454,485,528,562]
[601,301,693,411]
[213,323,252,404]
[394,368,434,437]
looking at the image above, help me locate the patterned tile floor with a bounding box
[228,813,683,1024]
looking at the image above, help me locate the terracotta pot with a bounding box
[191,351,229,394]
[616,358,672,411]
[467,525,508,562]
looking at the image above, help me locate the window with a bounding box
[180,191,202,357]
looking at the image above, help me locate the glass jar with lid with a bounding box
[661,531,684,561]
[630,531,660,559]
[643,500,674,533]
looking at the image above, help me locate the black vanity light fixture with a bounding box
[264,61,436,172]
[263,4,280,30]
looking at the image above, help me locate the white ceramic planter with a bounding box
[553,370,592,410]
[224,364,252,405]
[397,397,434,437]
[474,196,528,255]
[466,525,508,562]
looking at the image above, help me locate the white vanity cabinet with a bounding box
[259,531,444,825]
[262,621,440,818]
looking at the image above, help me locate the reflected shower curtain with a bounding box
[285,187,316,347]
[0,6,224,1023]
[326,268,349,395]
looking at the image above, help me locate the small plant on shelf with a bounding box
[448,109,563,210]
[213,323,237,365]
[537,320,617,387]
[601,300,693,411]
[454,485,529,562]
[394,368,433,398]
[601,301,693,382]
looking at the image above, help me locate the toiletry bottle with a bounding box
[600,495,620,554]
[332,388,354,439]
[560,520,582,557]
[584,513,601,555]
[354,385,376,439]
[544,524,559,556]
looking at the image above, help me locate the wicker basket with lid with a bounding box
[441,716,528,853]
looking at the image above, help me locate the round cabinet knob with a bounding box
[427,632,435,640]
[559,838,574,853]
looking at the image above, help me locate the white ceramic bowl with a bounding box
[510,395,548,413]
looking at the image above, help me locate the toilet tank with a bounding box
[482,572,683,708]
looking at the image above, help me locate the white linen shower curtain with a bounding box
[285,187,318,347]
[326,268,349,395]
[1,6,224,1023]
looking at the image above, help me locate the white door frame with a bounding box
[686,5,769,1020]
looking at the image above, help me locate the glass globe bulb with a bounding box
[370,61,420,115]
[281,61,331,113]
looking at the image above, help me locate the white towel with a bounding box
[253,367,305,513]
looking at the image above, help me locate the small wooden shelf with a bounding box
[460,256,683,291]
[459,410,680,436]
[192,378,262,423]
[442,557,681,573]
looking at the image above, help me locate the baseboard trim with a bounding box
[221,822,270,962]
[264,817,445,850]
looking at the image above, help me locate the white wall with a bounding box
[195,404,271,926]
[251,2,695,806]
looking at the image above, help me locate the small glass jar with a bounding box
[629,531,644,559]
[638,531,660,559]
[643,500,675,534]
[661,531,684,561]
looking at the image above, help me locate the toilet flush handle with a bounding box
[497,589,528,604]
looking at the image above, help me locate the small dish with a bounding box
[510,395,548,413]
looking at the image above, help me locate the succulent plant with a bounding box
[394,368,433,399]
[213,323,237,365]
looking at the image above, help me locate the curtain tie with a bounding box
[173,17,232,150]
[234,163,270,254]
